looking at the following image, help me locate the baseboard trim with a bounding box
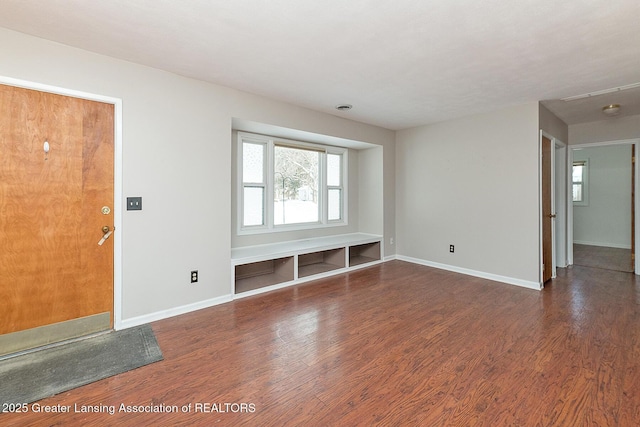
[573,240,632,250]
[396,255,542,291]
[118,295,233,330]
[118,254,539,329]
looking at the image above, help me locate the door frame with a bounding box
[0,75,124,330]
[567,138,640,274]
[555,140,568,269]
[539,131,567,285]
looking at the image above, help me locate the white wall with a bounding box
[573,145,632,248]
[569,114,640,145]
[0,28,395,324]
[396,103,541,287]
[539,103,568,143]
[358,146,384,238]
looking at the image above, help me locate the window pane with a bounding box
[328,188,342,221]
[274,146,319,224]
[327,153,341,186]
[573,184,582,202]
[243,142,264,183]
[243,187,264,226]
[572,165,584,183]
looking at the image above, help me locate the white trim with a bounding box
[231,233,382,264]
[238,138,268,230]
[554,140,568,268]
[232,260,386,301]
[539,130,543,283]
[397,255,542,290]
[236,131,349,235]
[561,82,640,101]
[119,295,233,329]
[326,149,348,224]
[539,131,557,282]
[232,233,383,298]
[113,98,124,330]
[573,240,632,250]
[0,75,125,331]
[0,76,117,104]
[567,145,574,266]
[571,158,589,206]
[548,132,557,279]
[571,139,640,149]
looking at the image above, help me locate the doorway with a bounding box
[568,140,638,273]
[540,132,567,285]
[0,79,122,355]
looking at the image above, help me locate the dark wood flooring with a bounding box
[3,260,640,426]
[573,243,634,273]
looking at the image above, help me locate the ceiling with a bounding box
[541,85,640,125]
[0,0,638,130]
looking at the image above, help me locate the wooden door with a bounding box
[542,136,553,283]
[0,84,114,341]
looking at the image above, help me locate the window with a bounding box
[274,144,320,225]
[242,141,266,226]
[572,159,588,206]
[238,132,347,233]
[327,153,343,221]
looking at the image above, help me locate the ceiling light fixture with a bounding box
[561,82,640,101]
[602,104,621,116]
[335,104,352,111]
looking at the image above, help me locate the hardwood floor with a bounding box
[573,244,634,273]
[3,260,640,426]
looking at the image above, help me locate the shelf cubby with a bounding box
[298,248,346,278]
[349,241,381,267]
[234,256,294,294]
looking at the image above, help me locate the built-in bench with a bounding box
[231,233,383,297]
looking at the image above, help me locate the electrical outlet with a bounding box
[191,270,198,283]
[449,245,455,253]
[390,237,394,245]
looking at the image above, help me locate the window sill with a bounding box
[238,220,348,236]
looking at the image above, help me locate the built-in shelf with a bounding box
[234,257,294,294]
[231,233,382,297]
[298,248,345,278]
[349,241,381,267]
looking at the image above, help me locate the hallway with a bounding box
[573,243,634,273]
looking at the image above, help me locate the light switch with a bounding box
[127,197,142,211]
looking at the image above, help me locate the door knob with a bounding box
[98,226,113,246]
[549,214,557,218]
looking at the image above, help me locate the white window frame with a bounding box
[572,159,589,206]
[237,132,348,235]
[239,135,268,228]
[326,151,345,223]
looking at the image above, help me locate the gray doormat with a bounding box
[0,324,163,405]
